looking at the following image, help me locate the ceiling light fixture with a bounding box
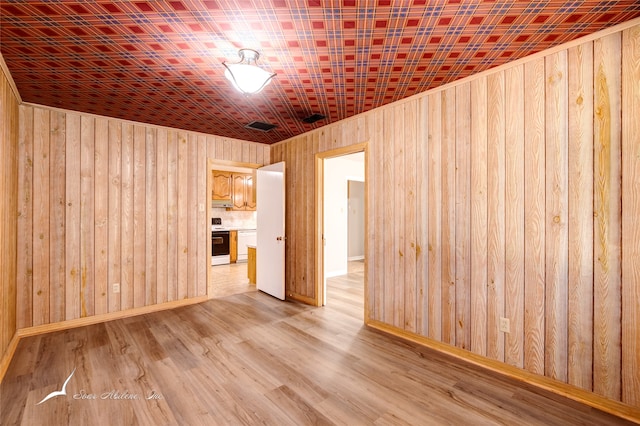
[223,48,276,95]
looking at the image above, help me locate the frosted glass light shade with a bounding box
[223,49,276,95]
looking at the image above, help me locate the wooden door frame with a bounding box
[206,158,260,298]
[315,142,369,322]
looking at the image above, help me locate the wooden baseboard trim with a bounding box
[0,333,20,384]
[367,319,640,423]
[17,296,208,339]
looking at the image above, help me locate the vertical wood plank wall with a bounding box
[0,65,19,365]
[16,106,269,327]
[271,23,640,407]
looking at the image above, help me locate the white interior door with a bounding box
[256,161,285,300]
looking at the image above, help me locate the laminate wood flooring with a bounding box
[210,262,256,298]
[1,262,633,425]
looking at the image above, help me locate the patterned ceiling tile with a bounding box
[1,0,639,144]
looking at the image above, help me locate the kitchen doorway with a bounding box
[315,143,369,322]
[207,159,260,298]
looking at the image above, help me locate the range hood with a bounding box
[212,199,232,208]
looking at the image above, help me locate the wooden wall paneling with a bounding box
[9,78,17,335]
[223,138,231,161]
[167,130,178,301]
[593,32,622,400]
[0,74,5,351]
[470,77,488,357]
[256,142,264,165]
[403,101,418,333]
[187,134,197,298]
[49,111,66,323]
[372,110,384,322]
[156,129,168,303]
[263,142,270,165]
[32,108,50,326]
[487,72,506,362]
[621,23,640,407]
[504,65,526,368]
[284,140,292,295]
[197,135,207,297]
[259,145,273,166]
[205,135,215,161]
[120,123,134,311]
[177,132,188,300]
[545,50,569,381]
[416,96,429,335]
[294,136,303,297]
[427,92,442,341]
[440,87,456,345]
[293,137,301,297]
[331,123,341,150]
[249,142,257,164]
[16,105,33,328]
[393,103,405,329]
[241,141,250,163]
[455,83,471,350]
[215,138,224,159]
[523,58,546,376]
[1,72,18,356]
[382,107,395,325]
[308,133,318,300]
[567,41,594,390]
[80,116,96,317]
[94,118,109,315]
[318,128,328,153]
[108,120,122,313]
[132,125,146,308]
[145,127,157,305]
[65,113,82,320]
[231,137,240,162]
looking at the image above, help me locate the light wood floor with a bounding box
[1,262,632,425]
[210,261,256,298]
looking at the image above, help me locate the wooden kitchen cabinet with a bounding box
[247,246,256,284]
[231,173,256,211]
[245,174,256,210]
[230,230,237,263]
[212,170,232,200]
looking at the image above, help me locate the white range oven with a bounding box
[211,218,230,266]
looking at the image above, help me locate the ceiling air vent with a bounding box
[245,121,277,132]
[302,113,326,124]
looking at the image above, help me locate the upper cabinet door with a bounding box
[212,171,232,200]
[245,174,256,210]
[231,173,257,211]
[232,173,247,210]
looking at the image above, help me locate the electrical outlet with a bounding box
[113,283,120,294]
[499,317,510,333]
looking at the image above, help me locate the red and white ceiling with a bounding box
[2,1,639,144]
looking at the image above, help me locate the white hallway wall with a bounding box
[324,152,364,277]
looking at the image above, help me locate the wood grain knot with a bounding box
[553,215,560,223]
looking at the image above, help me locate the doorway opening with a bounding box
[315,143,368,322]
[207,159,260,299]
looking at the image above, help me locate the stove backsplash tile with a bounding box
[212,210,256,230]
